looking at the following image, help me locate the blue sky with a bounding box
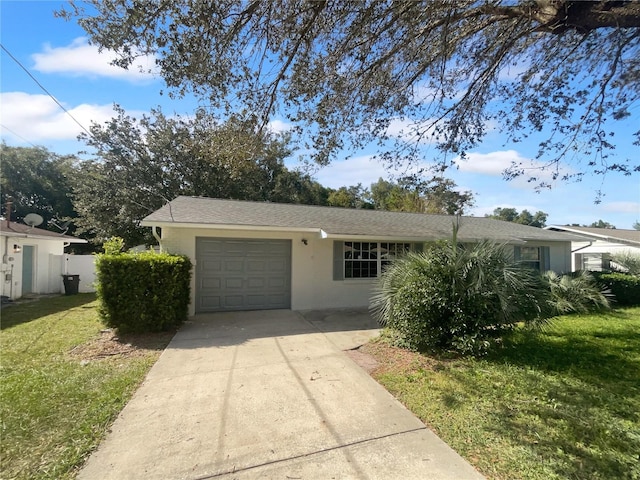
[1,1,639,229]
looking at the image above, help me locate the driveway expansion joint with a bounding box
[192,426,429,480]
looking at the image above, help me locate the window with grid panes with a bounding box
[520,246,541,270]
[343,242,411,278]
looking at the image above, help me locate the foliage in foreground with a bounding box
[593,272,640,307]
[371,241,549,355]
[372,240,610,355]
[543,270,610,314]
[96,250,192,333]
[0,294,170,479]
[63,2,639,184]
[610,251,640,277]
[367,308,640,480]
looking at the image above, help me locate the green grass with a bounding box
[0,294,171,479]
[366,308,640,480]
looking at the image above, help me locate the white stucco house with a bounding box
[544,225,640,271]
[1,219,88,300]
[142,196,580,315]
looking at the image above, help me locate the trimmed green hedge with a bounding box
[592,272,640,307]
[95,251,192,333]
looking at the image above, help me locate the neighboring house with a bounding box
[544,225,640,271]
[1,219,88,300]
[142,196,580,315]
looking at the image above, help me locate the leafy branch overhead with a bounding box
[60,1,639,184]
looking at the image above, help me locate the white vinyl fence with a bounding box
[63,254,97,293]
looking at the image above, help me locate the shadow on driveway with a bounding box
[174,308,381,350]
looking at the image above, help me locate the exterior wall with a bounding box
[160,227,574,315]
[1,236,68,299]
[48,254,64,293]
[160,227,375,315]
[546,241,572,273]
[573,242,640,271]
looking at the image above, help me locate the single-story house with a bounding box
[142,196,581,315]
[544,225,640,271]
[1,219,87,300]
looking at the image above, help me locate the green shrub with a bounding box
[543,270,610,314]
[102,236,125,255]
[592,272,640,307]
[96,251,192,333]
[371,240,549,355]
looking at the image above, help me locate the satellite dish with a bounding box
[24,213,44,227]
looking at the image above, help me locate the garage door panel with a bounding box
[247,277,266,288]
[246,260,267,272]
[200,259,222,271]
[200,241,223,254]
[196,238,291,312]
[267,260,287,271]
[224,295,245,308]
[200,295,222,309]
[246,295,267,306]
[224,278,244,289]
[267,294,287,306]
[224,260,244,272]
[201,277,221,289]
[268,277,285,288]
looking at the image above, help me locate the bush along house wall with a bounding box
[95,251,192,333]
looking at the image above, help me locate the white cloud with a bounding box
[32,37,158,83]
[454,150,572,187]
[455,150,528,175]
[0,91,126,141]
[313,155,388,188]
[268,119,292,134]
[311,154,437,189]
[385,117,440,145]
[602,201,640,215]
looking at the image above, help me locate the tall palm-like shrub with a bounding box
[371,239,550,355]
[544,270,610,313]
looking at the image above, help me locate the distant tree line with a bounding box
[3,106,628,250]
[0,108,475,249]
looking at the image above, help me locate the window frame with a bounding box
[334,241,415,280]
[514,245,551,272]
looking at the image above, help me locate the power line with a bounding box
[0,124,39,148]
[0,43,94,139]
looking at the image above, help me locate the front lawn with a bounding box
[363,308,640,480]
[0,294,173,479]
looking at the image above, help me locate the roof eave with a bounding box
[141,220,322,234]
[545,226,640,246]
[0,231,87,243]
[319,230,442,242]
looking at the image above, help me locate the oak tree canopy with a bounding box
[60,1,640,185]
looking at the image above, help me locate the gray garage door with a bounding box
[196,238,292,312]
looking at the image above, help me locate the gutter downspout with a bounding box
[63,242,71,275]
[152,226,163,252]
[571,241,593,271]
[572,241,594,254]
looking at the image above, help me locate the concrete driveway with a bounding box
[78,309,484,479]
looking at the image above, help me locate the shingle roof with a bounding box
[546,225,640,246]
[142,196,580,243]
[0,221,87,243]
